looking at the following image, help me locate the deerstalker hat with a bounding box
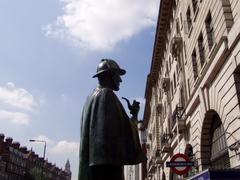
[92,59,126,78]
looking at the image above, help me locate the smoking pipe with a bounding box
[122,97,140,115]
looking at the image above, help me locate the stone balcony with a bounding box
[170,35,183,58]
[172,105,186,133]
[161,143,172,153]
[147,157,156,173]
[172,119,186,133]
[155,156,163,165]
[160,133,173,153]
[161,77,170,92]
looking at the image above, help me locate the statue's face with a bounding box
[111,72,122,91]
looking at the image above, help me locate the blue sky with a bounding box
[0,0,159,179]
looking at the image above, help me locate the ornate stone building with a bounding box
[144,0,240,179]
[124,122,147,180]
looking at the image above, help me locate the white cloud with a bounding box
[45,0,159,51]
[0,110,30,125]
[48,140,79,180]
[50,140,79,156]
[0,82,36,111]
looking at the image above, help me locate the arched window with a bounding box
[210,113,230,169]
[201,110,230,170]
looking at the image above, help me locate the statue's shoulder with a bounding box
[94,87,114,96]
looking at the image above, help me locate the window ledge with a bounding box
[200,61,207,75]
[193,77,200,87]
[208,36,228,61]
[188,26,193,38]
[208,42,217,59]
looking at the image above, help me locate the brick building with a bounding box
[0,133,71,180]
[144,0,240,179]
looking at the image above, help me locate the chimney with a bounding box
[5,137,13,146]
[20,146,27,153]
[0,133,5,142]
[12,142,20,149]
[34,154,39,159]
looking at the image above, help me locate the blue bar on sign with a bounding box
[166,161,194,167]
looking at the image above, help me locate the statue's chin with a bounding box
[113,85,120,91]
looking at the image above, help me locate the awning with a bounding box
[188,168,240,180]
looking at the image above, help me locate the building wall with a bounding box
[144,0,240,179]
[124,122,147,180]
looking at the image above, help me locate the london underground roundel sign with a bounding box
[166,153,194,175]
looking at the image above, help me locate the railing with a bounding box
[160,133,173,153]
[172,104,186,133]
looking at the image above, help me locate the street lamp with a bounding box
[29,139,46,180]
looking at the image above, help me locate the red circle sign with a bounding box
[170,153,191,175]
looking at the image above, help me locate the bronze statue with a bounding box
[78,59,147,180]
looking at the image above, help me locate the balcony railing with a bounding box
[170,35,183,59]
[172,105,186,133]
[161,77,170,92]
[160,133,173,153]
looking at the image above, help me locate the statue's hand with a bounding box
[130,100,140,117]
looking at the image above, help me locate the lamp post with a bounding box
[29,139,46,180]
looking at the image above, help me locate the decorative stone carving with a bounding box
[170,35,183,59]
[161,77,170,92]
[148,133,152,141]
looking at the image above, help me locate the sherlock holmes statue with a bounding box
[78,59,147,180]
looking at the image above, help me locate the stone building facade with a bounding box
[124,122,148,180]
[144,0,240,179]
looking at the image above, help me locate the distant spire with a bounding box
[65,159,71,174]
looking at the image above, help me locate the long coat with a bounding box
[78,86,146,180]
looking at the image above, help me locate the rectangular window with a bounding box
[192,0,198,13]
[173,72,176,89]
[205,12,214,51]
[187,7,192,32]
[191,49,198,80]
[164,102,167,118]
[166,61,169,74]
[176,63,179,75]
[180,12,183,27]
[169,57,172,70]
[234,67,240,104]
[187,79,191,96]
[198,32,205,67]
[171,81,174,97]
[183,41,187,58]
[180,87,185,108]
